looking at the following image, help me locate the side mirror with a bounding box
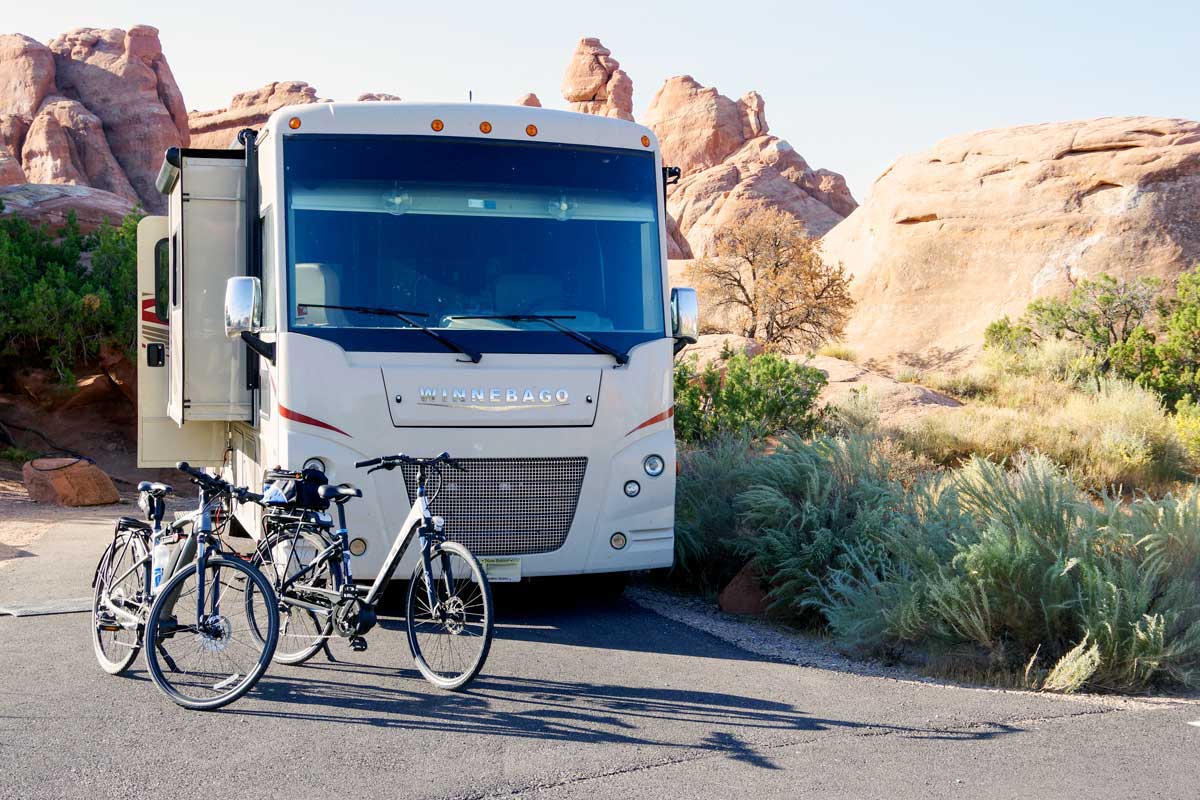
[670,287,699,352]
[224,276,262,339]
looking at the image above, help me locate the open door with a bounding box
[136,216,226,467]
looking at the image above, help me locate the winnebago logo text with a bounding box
[417,387,570,409]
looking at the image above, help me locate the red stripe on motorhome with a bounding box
[278,403,351,437]
[625,406,674,437]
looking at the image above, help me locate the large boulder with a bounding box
[22,457,120,506]
[356,92,401,102]
[0,33,56,186]
[0,183,135,232]
[516,92,541,108]
[48,26,189,212]
[560,38,633,121]
[20,96,138,202]
[646,76,856,257]
[823,117,1200,368]
[188,81,327,149]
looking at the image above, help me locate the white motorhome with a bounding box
[135,102,698,581]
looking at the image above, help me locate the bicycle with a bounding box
[247,452,494,690]
[91,463,280,710]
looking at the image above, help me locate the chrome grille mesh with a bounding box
[400,457,588,556]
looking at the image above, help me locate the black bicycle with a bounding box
[91,463,279,710]
[247,452,494,690]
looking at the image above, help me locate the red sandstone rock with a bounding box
[0,183,134,232]
[560,38,633,121]
[0,34,56,119]
[646,76,855,257]
[718,561,769,615]
[21,96,138,202]
[22,457,119,506]
[357,92,400,101]
[99,342,136,404]
[516,93,541,107]
[48,26,188,212]
[822,116,1200,367]
[188,81,327,149]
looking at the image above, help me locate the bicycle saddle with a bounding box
[137,481,173,497]
[317,483,362,501]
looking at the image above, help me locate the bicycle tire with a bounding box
[143,555,278,711]
[405,541,494,690]
[247,526,334,665]
[91,531,146,675]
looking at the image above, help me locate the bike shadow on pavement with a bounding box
[242,662,1020,770]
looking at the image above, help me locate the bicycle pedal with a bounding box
[349,636,368,652]
[96,611,121,631]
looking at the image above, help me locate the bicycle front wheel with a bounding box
[143,556,278,710]
[405,541,494,690]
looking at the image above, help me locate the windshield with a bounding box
[283,135,666,355]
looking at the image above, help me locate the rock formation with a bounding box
[188,81,327,149]
[516,92,541,107]
[822,116,1200,367]
[0,183,135,232]
[47,26,189,212]
[0,27,185,214]
[357,92,400,102]
[645,76,856,258]
[560,38,633,121]
[22,456,119,506]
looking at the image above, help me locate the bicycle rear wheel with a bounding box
[405,541,494,690]
[91,530,146,675]
[248,526,334,665]
[144,555,278,710]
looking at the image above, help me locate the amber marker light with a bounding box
[526,124,538,137]
[479,121,492,134]
[288,117,302,130]
[431,118,445,132]
[641,135,651,147]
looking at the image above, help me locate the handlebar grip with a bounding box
[355,458,381,469]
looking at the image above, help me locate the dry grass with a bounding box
[816,343,859,363]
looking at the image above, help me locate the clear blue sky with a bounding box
[9,1,1199,201]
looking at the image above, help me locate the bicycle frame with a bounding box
[269,468,453,616]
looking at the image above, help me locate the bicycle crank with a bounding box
[332,596,377,638]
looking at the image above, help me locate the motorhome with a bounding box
[135,102,698,582]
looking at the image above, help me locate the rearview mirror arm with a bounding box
[240,331,276,364]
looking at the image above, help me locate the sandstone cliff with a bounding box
[0,26,186,214]
[645,75,856,258]
[822,116,1200,367]
[561,38,633,121]
[188,81,328,149]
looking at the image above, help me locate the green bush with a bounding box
[1177,398,1200,466]
[671,433,759,592]
[734,436,1200,692]
[674,352,826,444]
[1111,266,1200,408]
[0,203,140,380]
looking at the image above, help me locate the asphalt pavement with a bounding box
[1,509,1198,800]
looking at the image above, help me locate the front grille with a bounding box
[400,457,588,556]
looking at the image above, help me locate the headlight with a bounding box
[623,480,641,497]
[643,454,665,477]
[303,457,327,474]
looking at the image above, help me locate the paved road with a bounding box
[1,512,1198,800]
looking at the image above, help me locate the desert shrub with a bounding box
[898,378,1190,494]
[740,442,1200,692]
[673,352,826,444]
[816,343,858,362]
[1177,398,1200,467]
[671,433,759,592]
[1023,273,1161,367]
[1110,266,1200,408]
[0,205,140,379]
[894,367,922,384]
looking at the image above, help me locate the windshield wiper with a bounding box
[454,314,629,365]
[303,303,482,363]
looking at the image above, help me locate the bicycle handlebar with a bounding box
[354,452,465,472]
[175,461,263,504]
